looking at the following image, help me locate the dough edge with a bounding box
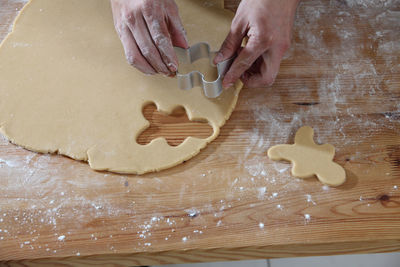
[0,0,243,175]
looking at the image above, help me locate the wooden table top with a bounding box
[1,0,399,265]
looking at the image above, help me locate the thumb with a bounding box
[243,48,283,88]
[214,28,245,65]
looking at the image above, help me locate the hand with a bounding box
[214,0,300,88]
[111,0,188,75]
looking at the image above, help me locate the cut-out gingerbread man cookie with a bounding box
[268,126,346,186]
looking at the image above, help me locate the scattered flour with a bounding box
[306,194,317,205]
[0,0,398,257]
[257,187,267,200]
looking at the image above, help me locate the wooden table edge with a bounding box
[2,239,400,266]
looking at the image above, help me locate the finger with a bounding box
[120,25,156,75]
[168,13,189,49]
[214,20,246,64]
[242,47,283,88]
[222,36,266,88]
[143,15,179,73]
[128,16,170,75]
[213,30,244,65]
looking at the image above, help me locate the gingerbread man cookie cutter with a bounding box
[268,126,346,186]
[174,42,234,98]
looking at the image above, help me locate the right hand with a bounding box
[214,0,299,88]
[110,0,189,75]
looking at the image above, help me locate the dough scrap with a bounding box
[0,0,242,174]
[268,126,346,186]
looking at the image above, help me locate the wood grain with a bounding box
[1,0,400,266]
[137,104,213,147]
[3,240,400,267]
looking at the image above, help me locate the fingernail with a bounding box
[214,52,223,63]
[167,62,177,72]
[223,83,234,89]
[182,31,189,47]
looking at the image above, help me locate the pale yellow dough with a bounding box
[268,126,346,186]
[0,0,242,174]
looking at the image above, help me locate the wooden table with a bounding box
[1,0,399,265]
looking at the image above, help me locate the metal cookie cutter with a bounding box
[174,42,234,98]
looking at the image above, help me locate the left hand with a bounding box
[214,0,300,88]
[110,0,188,75]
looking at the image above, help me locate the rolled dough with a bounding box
[0,0,242,174]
